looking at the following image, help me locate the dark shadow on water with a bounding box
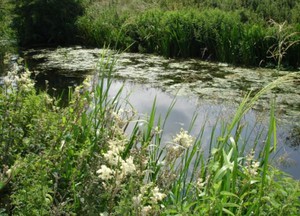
[33,70,84,106]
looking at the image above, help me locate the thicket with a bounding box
[12,0,85,46]
[76,0,300,68]
[1,55,300,215]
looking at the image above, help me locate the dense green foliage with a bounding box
[76,0,300,68]
[0,0,15,71]
[1,55,299,215]
[12,0,84,46]
[1,0,300,68]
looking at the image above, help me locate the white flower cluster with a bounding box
[245,150,260,176]
[151,186,166,204]
[173,128,194,148]
[96,139,136,181]
[96,165,115,180]
[166,128,194,161]
[109,108,136,129]
[132,183,166,216]
[2,69,35,93]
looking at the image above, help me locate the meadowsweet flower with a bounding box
[249,161,260,176]
[121,156,136,176]
[6,169,12,177]
[111,109,127,128]
[103,150,122,166]
[96,165,115,180]
[141,205,152,216]
[173,128,194,148]
[82,76,92,90]
[246,149,255,162]
[245,150,260,176]
[3,76,12,86]
[154,126,162,135]
[132,194,143,207]
[151,186,166,203]
[196,178,205,188]
[166,144,184,161]
[108,139,126,154]
[140,183,152,194]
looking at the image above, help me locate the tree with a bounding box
[13,0,84,46]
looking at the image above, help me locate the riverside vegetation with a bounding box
[1,0,300,215]
[0,53,300,215]
[0,0,300,69]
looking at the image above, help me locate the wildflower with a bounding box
[111,109,126,128]
[173,128,194,148]
[246,149,255,162]
[132,194,143,207]
[108,139,126,154]
[249,161,260,176]
[96,165,115,180]
[3,76,12,86]
[154,126,162,135]
[140,183,152,194]
[196,178,205,188]
[103,150,122,166]
[141,205,152,216]
[82,75,93,91]
[6,169,12,177]
[245,150,260,176]
[166,144,184,161]
[121,156,136,176]
[151,186,166,204]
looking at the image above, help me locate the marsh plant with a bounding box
[267,19,300,71]
[76,0,300,68]
[0,52,300,215]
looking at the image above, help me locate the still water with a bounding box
[106,79,300,179]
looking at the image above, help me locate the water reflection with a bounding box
[106,79,300,179]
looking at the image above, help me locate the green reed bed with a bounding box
[77,6,300,68]
[1,53,299,215]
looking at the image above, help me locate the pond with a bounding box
[2,46,300,179]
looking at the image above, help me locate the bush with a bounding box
[13,0,84,46]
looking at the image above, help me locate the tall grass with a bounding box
[77,5,300,68]
[1,51,299,214]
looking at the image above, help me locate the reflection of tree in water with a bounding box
[33,70,85,106]
[13,0,84,46]
[286,126,300,149]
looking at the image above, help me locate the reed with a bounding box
[75,1,300,68]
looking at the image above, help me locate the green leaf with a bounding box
[220,191,239,199]
[0,181,4,190]
[223,203,240,208]
[222,207,235,216]
[213,166,228,182]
